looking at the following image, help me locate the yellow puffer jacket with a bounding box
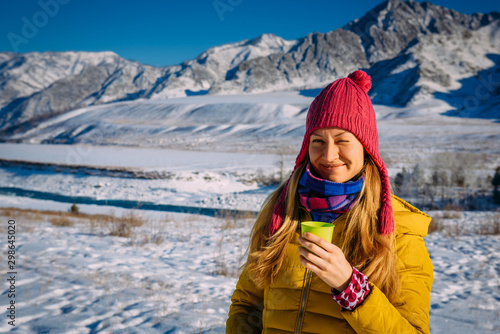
[226,195,433,334]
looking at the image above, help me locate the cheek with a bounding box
[343,145,364,166]
[354,148,365,168]
[308,146,319,161]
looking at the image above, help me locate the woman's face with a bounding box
[308,127,365,183]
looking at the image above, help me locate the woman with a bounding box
[226,70,433,334]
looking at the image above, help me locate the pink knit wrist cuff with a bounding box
[331,267,371,311]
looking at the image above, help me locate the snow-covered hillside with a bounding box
[8,91,312,153]
[4,93,499,163]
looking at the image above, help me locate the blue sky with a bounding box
[1,0,498,67]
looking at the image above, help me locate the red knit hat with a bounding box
[269,70,394,236]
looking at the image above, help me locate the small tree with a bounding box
[69,202,80,214]
[492,166,500,205]
[393,172,405,196]
[431,169,449,205]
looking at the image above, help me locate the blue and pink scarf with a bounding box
[298,164,363,223]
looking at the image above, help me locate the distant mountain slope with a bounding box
[0,0,499,138]
[8,92,312,152]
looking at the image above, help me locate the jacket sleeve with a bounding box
[226,267,265,334]
[341,234,433,334]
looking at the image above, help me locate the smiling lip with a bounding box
[321,163,345,169]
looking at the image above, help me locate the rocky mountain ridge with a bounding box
[1,0,499,136]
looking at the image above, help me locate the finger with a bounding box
[301,233,335,252]
[298,246,326,270]
[299,237,330,258]
[299,254,323,273]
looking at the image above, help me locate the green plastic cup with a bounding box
[301,221,334,243]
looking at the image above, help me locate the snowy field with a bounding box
[0,143,293,213]
[0,98,498,215]
[0,196,499,333]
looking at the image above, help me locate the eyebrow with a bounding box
[311,131,347,138]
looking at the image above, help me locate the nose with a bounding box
[324,142,339,162]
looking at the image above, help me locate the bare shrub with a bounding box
[214,260,230,276]
[443,221,466,237]
[255,168,281,186]
[88,213,115,234]
[33,212,43,221]
[23,221,36,233]
[428,211,465,236]
[442,211,463,219]
[0,207,152,238]
[0,207,88,228]
[182,214,201,223]
[109,211,147,238]
[87,210,148,237]
[428,216,443,234]
[121,211,146,227]
[477,212,500,235]
[3,208,12,218]
[136,233,165,246]
[212,212,254,277]
[217,210,257,230]
[50,216,73,227]
[444,203,463,211]
[152,234,165,245]
[110,220,132,237]
[221,214,237,230]
[213,235,232,277]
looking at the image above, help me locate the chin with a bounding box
[322,174,348,183]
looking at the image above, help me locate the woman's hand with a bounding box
[298,232,353,292]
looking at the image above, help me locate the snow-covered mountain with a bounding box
[347,0,500,106]
[0,0,499,137]
[0,51,163,135]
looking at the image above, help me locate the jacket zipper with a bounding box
[296,269,313,334]
[295,207,313,333]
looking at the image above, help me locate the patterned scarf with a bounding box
[298,163,364,223]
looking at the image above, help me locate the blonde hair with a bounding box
[245,156,400,302]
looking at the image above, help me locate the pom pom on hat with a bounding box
[348,70,372,93]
